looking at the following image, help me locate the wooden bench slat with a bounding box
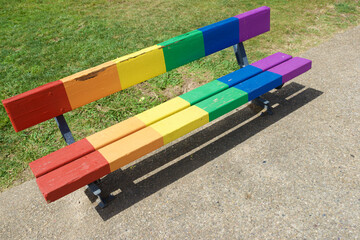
[60,61,122,110]
[268,57,312,83]
[234,71,283,101]
[135,97,190,126]
[159,30,205,71]
[29,139,95,178]
[251,52,292,71]
[195,88,248,121]
[235,6,270,42]
[198,17,240,56]
[36,151,110,203]
[3,6,271,132]
[29,53,291,179]
[35,57,312,203]
[2,81,72,132]
[114,45,166,90]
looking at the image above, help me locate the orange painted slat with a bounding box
[98,127,164,172]
[86,117,147,149]
[61,61,122,110]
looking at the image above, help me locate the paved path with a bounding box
[1,25,359,239]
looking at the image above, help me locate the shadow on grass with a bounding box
[90,82,323,220]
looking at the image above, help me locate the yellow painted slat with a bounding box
[61,61,122,110]
[136,97,190,126]
[86,117,146,150]
[150,106,209,145]
[114,45,166,90]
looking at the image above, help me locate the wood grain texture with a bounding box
[180,80,229,105]
[29,138,95,178]
[234,6,271,42]
[195,88,248,121]
[98,127,164,172]
[136,97,190,126]
[86,117,147,150]
[36,151,110,203]
[115,45,166,90]
[150,106,209,145]
[234,71,283,101]
[159,30,205,71]
[267,57,312,83]
[61,61,122,110]
[2,80,72,132]
[198,17,239,56]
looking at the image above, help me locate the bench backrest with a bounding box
[2,6,270,132]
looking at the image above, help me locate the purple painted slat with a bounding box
[234,6,270,42]
[251,52,292,71]
[267,57,312,83]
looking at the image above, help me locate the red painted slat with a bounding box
[2,80,72,132]
[36,151,110,203]
[29,138,95,178]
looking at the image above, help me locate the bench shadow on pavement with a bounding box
[90,82,323,221]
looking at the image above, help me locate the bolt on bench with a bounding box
[2,6,311,208]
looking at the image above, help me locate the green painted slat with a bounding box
[158,30,205,71]
[195,87,248,121]
[179,80,229,105]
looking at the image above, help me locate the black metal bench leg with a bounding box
[252,97,273,115]
[87,181,115,209]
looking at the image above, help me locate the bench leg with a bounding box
[87,181,115,209]
[252,97,273,115]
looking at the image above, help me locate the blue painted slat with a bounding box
[233,71,282,101]
[217,65,262,87]
[198,17,239,56]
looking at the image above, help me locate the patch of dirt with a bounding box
[134,82,160,99]
[164,67,213,99]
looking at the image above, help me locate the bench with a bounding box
[2,6,311,207]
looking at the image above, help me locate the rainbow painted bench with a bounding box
[2,6,311,207]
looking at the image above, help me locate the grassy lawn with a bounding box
[1,0,359,191]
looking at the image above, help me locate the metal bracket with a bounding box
[87,181,115,209]
[233,42,249,68]
[54,114,114,208]
[252,97,273,115]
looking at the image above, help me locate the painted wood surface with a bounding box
[251,52,292,71]
[267,57,312,83]
[86,117,147,149]
[234,71,283,101]
[2,80,72,132]
[61,61,122,110]
[34,56,312,203]
[98,127,164,172]
[136,97,190,126]
[198,17,239,56]
[3,6,271,132]
[217,65,263,87]
[195,88,248,121]
[158,30,205,71]
[36,151,110,203]
[28,52,292,181]
[151,106,209,145]
[235,6,271,42]
[29,138,95,178]
[114,45,166,89]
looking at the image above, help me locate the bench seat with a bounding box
[29,52,292,178]
[33,55,311,202]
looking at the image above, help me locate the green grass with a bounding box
[1,0,359,191]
